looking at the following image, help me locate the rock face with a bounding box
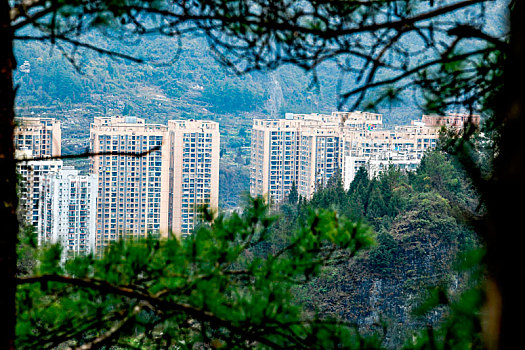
[301,203,470,349]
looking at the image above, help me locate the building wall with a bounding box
[90,116,170,252]
[38,167,97,259]
[14,117,61,158]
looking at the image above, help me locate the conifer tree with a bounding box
[287,181,299,205]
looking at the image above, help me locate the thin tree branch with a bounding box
[15,145,161,163]
[73,303,146,350]
[13,34,145,63]
[447,24,509,51]
[344,48,492,108]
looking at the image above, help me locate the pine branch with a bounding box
[17,274,284,349]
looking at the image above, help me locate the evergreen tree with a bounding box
[287,181,299,205]
[348,167,369,196]
[366,182,388,222]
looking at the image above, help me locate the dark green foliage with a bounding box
[405,249,486,350]
[287,181,299,205]
[413,152,462,195]
[407,192,458,241]
[368,232,400,273]
[366,182,388,221]
[16,225,38,277]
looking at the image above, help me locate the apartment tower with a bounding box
[14,117,62,227]
[90,116,170,251]
[15,117,61,158]
[90,116,220,252]
[250,113,343,202]
[167,120,220,237]
[38,166,98,259]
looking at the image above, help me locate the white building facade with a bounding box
[38,166,98,259]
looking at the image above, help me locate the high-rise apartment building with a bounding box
[250,113,343,201]
[15,117,63,226]
[90,116,170,251]
[297,122,342,198]
[90,116,220,252]
[15,117,62,158]
[38,166,98,259]
[251,118,303,203]
[16,149,63,227]
[167,120,220,237]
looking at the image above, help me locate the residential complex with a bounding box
[250,111,478,202]
[15,115,220,258]
[15,111,475,255]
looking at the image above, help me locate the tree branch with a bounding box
[73,303,145,350]
[13,34,146,63]
[15,145,161,163]
[343,48,492,108]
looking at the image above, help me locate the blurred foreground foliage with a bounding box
[16,197,381,349]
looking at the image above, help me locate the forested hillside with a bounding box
[14,34,344,118]
[261,151,482,348]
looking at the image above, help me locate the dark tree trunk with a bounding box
[486,1,525,349]
[0,1,17,349]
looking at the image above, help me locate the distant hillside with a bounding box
[13,33,423,125]
[14,34,335,118]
